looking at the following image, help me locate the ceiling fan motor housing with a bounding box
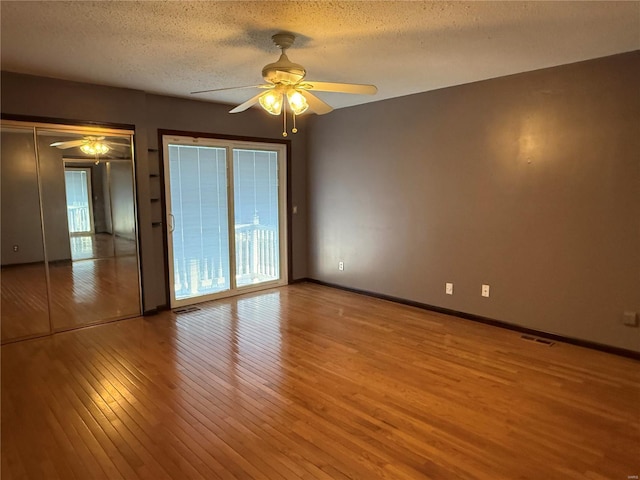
[262,53,306,84]
[262,33,306,84]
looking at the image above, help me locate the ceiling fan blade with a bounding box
[299,81,377,95]
[191,84,272,95]
[50,140,86,149]
[106,142,131,150]
[229,92,265,114]
[298,91,333,115]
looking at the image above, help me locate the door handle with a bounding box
[169,213,175,233]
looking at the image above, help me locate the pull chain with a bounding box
[281,95,300,137]
[282,100,287,137]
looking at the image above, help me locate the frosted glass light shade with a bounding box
[259,91,283,115]
[80,142,110,155]
[287,90,308,115]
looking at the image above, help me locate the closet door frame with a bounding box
[0,118,141,343]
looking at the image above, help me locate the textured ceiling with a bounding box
[1,1,639,111]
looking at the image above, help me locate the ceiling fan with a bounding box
[50,136,130,156]
[191,32,377,136]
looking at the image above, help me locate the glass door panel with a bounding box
[37,128,141,330]
[233,149,280,287]
[1,125,51,341]
[167,144,230,303]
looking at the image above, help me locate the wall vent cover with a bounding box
[173,306,201,314]
[521,334,554,346]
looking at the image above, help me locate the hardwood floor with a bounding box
[2,283,638,479]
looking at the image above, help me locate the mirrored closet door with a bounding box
[1,121,141,342]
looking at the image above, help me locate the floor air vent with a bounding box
[173,306,201,314]
[521,335,554,346]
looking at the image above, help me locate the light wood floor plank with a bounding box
[2,283,638,479]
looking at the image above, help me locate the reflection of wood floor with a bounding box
[48,255,141,330]
[1,255,140,342]
[71,233,137,260]
[0,263,50,340]
[2,283,638,479]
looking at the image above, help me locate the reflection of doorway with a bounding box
[64,161,116,261]
[64,167,94,234]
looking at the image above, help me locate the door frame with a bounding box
[160,131,291,308]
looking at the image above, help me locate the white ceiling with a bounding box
[1,1,639,111]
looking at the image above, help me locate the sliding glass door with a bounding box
[163,135,287,308]
[233,148,281,287]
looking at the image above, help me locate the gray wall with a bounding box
[37,136,72,262]
[110,161,136,242]
[308,51,640,352]
[87,162,109,234]
[0,130,73,265]
[1,71,309,310]
[101,162,114,234]
[1,130,44,265]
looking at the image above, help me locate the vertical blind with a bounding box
[233,149,279,287]
[169,145,229,299]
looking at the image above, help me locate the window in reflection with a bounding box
[65,168,94,233]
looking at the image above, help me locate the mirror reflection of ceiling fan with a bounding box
[50,136,130,156]
[191,32,378,136]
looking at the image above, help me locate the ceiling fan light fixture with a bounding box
[195,33,377,137]
[287,89,309,115]
[80,141,110,156]
[258,90,283,115]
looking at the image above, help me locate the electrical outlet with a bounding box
[445,283,453,295]
[481,284,490,297]
[12,245,19,252]
[622,311,638,327]
[338,261,344,271]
